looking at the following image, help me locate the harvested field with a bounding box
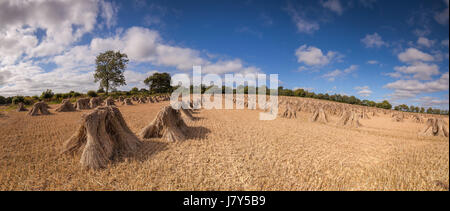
[0,97,448,191]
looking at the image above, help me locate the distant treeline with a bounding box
[174,84,449,115]
[0,87,170,106]
[1,85,448,115]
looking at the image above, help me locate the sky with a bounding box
[0,0,449,109]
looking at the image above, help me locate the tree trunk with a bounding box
[105,79,109,95]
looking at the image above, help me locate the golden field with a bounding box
[0,97,448,191]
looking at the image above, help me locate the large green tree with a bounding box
[94,50,129,95]
[144,72,172,94]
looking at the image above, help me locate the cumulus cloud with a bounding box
[0,0,117,63]
[413,96,449,108]
[384,72,449,100]
[322,65,358,81]
[354,86,373,97]
[397,48,434,63]
[434,0,449,25]
[295,45,339,66]
[1,23,262,96]
[385,72,403,78]
[393,62,440,80]
[361,33,388,48]
[321,0,344,15]
[417,37,435,48]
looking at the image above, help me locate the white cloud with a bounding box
[293,87,314,91]
[321,0,344,15]
[285,4,319,34]
[393,62,440,80]
[123,70,158,89]
[344,65,358,73]
[99,0,119,28]
[434,0,449,25]
[53,26,258,74]
[143,15,162,26]
[0,23,262,96]
[295,45,338,66]
[385,72,403,78]
[367,60,379,64]
[384,72,449,100]
[417,37,435,48]
[442,39,449,47]
[322,70,341,82]
[354,86,373,97]
[322,65,358,81]
[0,0,117,63]
[413,96,449,108]
[413,28,431,37]
[397,48,434,63]
[361,33,388,48]
[0,27,38,65]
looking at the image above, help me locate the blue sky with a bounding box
[0,0,448,109]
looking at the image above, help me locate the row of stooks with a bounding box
[15,95,448,170]
[17,94,186,170]
[273,97,448,138]
[16,95,171,115]
[61,103,194,170]
[19,94,449,137]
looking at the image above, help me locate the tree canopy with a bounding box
[144,72,172,94]
[94,50,129,95]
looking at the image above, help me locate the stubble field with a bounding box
[0,99,448,191]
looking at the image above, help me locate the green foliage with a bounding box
[376,100,392,110]
[97,87,105,93]
[94,50,128,94]
[394,104,409,111]
[40,89,54,100]
[61,93,71,99]
[69,91,81,98]
[54,93,63,99]
[87,90,98,97]
[144,72,172,94]
[12,96,25,104]
[420,107,425,113]
[0,96,6,105]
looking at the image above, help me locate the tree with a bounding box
[0,96,6,105]
[144,72,172,94]
[97,87,105,93]
[94,50,128,95]
[12,96,25,104]
[420,107,425,113]
[69,91,81,98]
[41,89,54,100]
[426,107,433,114]
[294,88,306,97]
[87,90,98,97]
[376,100,392,110]
[130,87,139,95]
